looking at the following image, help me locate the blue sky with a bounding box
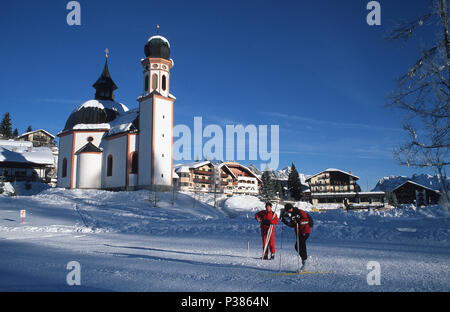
[0,0,438,189]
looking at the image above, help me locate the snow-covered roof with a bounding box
[147,35,171,48]
[0,139,33,148]
[0,145,54,165]
[222,162,261,182]
[107,108,139,136]
[306,168,359,181]
[18,129,55,139]
[72,123,111,130]
[174,160,212,172]
[60,99,131,135]
[392,180,441,194]
[71,99,129,114]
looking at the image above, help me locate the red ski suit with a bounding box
[255,210,279,255]
[293,209,311,235]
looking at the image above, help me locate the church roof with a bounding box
[144,35,171,60]
[93,59,118,92]
[105,108,139,137]
[61,99,129,133]
[75,142,102,154]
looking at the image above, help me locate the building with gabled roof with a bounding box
[305,168,384,206]
[17,129,56,147]
[392,180,441,205]
[174,160,261,195]
[0,139,55,183]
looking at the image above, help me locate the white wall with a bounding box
[76,153,102,188]
[57,134,73,188]
[152,96,173,186]
[101,135,127,189]
[138,97,153,187]
[128,134,138,187]
[72,131,106,188]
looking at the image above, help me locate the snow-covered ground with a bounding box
[0,189,449,292]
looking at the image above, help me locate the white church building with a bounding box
[57,33,175,190]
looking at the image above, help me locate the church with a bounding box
[57,33,175,190]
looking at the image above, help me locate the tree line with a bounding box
[0,112,33,139]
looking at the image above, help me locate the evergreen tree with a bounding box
[0,113,13,139]
[260,168,276,201]
[13,128,18,138]
[273,179,283,199]
[287,163,303,200]
[26,125,32,133]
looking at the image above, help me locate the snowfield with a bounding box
[0,188,449,292]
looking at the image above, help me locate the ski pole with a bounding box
[279,216,283,272]
[246,213,249,258]
[262,201,279,258]
[262,224,273,258]
[296,222,300,272]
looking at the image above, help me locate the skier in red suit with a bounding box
[281,203,312,271]
[255,202,279,260]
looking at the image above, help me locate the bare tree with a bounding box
[386,0,450,204]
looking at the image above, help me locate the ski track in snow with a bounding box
[0,188,449,292]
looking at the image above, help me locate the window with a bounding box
[131,152,138,174]
[107,155,113,176]
[62,158,67,178]
[144,75,149,92]
[152,74,158,90]
[162,75,167,91]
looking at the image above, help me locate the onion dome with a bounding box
[144,35,171,60]
[63,99,129,131]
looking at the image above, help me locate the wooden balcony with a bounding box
[193,169,212,176]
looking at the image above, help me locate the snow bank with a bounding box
[0,181,50,196]
[223,195,265,212]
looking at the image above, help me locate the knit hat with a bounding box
[284,203,294,211]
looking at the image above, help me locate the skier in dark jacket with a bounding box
[255,202,279,260]
[281,203,311,271]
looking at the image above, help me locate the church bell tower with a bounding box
[137,27,175,188]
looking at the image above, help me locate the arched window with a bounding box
[144,75,149,92]
[131,152,138,174]
[152,73,158,90]
[107,155,113,177]
[162,75,167,91]
[62,158,67,178]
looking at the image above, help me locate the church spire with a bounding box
[93,50,118,101]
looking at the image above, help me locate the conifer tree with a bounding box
[26,125,32,133]
[287,163,302,200]
[13,128,18,138]
[0,113,13,139]
[260,167,276,201]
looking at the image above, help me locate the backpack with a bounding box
[306,212,314,228]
